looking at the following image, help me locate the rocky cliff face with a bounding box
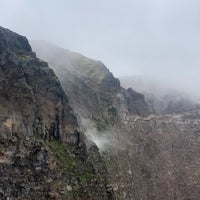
[0,27,78,143]
[0,27,112,199]
[31,40,200,200]
[30,40,150,131]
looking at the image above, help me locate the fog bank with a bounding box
[1,0,200,97]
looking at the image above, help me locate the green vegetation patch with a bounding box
[48,140,95,183]
[48,140,109,199]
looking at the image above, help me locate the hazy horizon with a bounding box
[1,0,200,96]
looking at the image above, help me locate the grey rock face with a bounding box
[30,40,150,131]
[117,88,150,117]
[0,26,79,144]
[0,27,112,200]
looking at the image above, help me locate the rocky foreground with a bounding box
[0,26,112,199]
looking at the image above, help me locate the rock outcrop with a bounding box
[120,76,200,114]
[0,27,112,200]
[30,40,150,131]
[0,27,78,143]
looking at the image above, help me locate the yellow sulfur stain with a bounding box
[3,119,12,129]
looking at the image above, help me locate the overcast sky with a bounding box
[1,0,200,95]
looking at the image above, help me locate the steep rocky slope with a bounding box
[0,27,111,200]
[32,40,200,200]
[0,29,78,142]
[105,111,200,200]
[30,41,150,131]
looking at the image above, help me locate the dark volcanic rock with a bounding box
[0,27,78,143]
[117,88,150,117]
[0,26,31,53]
[30,40,150,131]
[0,27,111,200]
